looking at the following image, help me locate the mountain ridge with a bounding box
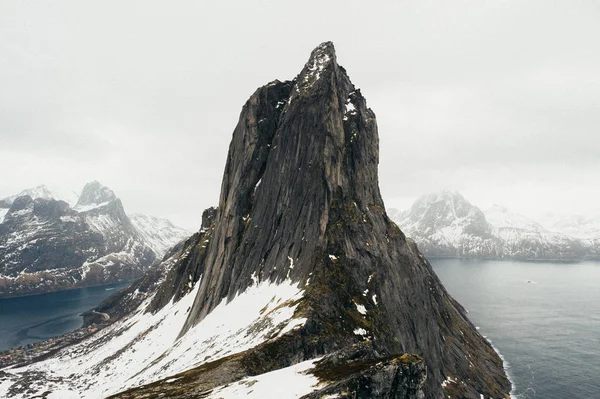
[392,190,599,260]
[0,181,189,297]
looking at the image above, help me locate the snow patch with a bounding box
[0,279,307,398]
[441,376,456,387]
[74,201,110,212]
[353,328,367,336]
[208,358,321,399]
[0,208,8,224]
[354,302,367,315]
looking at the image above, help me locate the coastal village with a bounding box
[0,322,103,369]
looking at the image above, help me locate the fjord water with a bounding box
[0,282,130,352]
[431,259,600,399]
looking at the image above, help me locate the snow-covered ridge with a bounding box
[2,185,55,205]
[0,182,189,297]
[392,191,600,260]
[207,358,321,399]
[0,208,8,224]
[484,204,546,231]
[73,201,111,212]
[541,213,600,240]
[1,182,188,256]
[0,276,308,398]
[130,213,191,258]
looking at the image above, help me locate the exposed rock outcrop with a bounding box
[168,41,510,398]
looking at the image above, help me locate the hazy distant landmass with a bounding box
[391,190,600,261]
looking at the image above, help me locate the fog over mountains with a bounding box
[391,190,600,260]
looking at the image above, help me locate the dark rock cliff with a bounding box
[153,42,510,398]
[96,42,511,398]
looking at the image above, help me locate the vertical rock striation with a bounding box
[174,42,511,398]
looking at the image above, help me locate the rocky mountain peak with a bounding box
[2,184,55,205]
[75,181,117,210]
[6,195,34,214]
[182,40,381,329]
[296,41,337,91]
[172,43,510,397]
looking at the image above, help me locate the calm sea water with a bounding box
[0,282,130,352]
[431,259,600,399]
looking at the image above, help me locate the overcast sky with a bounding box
[1,1,599,231]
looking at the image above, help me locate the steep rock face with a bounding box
[183,42,379,328]
[0,43,510,399]
[0,183,156,297]
[176,42,510,397]
[395,191,598,260]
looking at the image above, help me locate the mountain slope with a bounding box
[0,42,510,399]
[0,182,156,297]
[395,191,598,260]
[130,213,190,258]
[543,213,600,240]
[0,201,9,224]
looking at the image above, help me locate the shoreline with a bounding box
[426,255,599,264]
[0,280,134,300]
[487,337,518,398]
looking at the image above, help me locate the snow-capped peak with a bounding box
[130,213,191,258]
[2,185,55,205]
[74,181,116,212]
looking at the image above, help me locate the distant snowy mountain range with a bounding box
[390,191,599,260]
[0,182,190,297]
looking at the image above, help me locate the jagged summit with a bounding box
[182,40,380,331]
[172,42,510,397]
[75,180,117,210]
[297,41,337,89]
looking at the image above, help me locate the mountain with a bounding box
[73,180,117,211]
[394,191,598,260]
[542,213,600,240]
[130,213,190,257]
[0,182,161,298]
[0,42,510,399]
[485,204,546,231]
[2,185,55,206]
